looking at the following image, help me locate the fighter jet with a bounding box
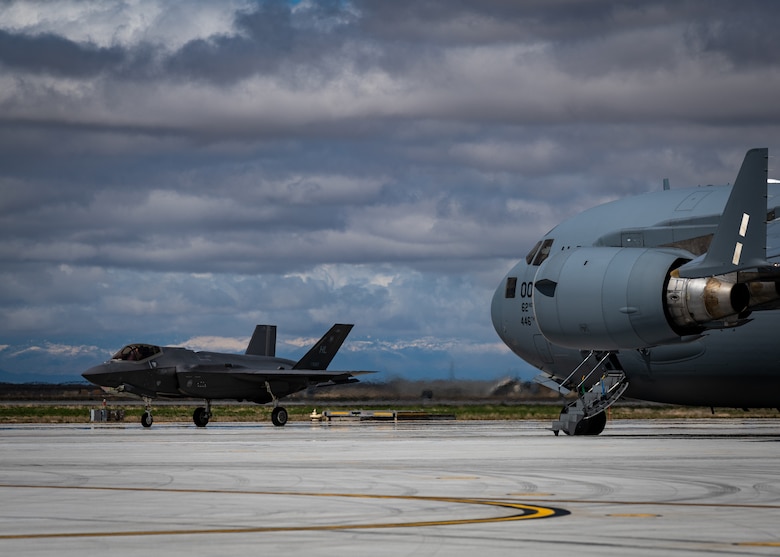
[492,148,780,435]
[83,324,374,428]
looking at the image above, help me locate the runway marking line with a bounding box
[0,484,569,540]
[526,498,780,510]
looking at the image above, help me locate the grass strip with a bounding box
[0,403,778,424]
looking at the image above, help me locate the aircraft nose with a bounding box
[82,364,101,378]
[82,364,112,386]
[491,280,507,339]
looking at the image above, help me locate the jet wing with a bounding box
[183,365,375,380]
[174,366,377,401]
[231,368,377,383]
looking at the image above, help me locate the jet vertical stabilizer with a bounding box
[293,324,353,370]
[245,325,276,356]
[676,148,769,278]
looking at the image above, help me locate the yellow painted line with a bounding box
[0,484,567,540]
[522,498,780,510]
[736,542,780,547]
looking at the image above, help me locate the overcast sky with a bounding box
[2,0,780,382]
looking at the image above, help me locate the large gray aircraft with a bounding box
[82,324,373,428]
[492,148,780,435]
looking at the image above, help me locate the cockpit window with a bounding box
[532,239,554,266]
[525,241,542,265]
[505,277,517,298]
[112,344,161,361]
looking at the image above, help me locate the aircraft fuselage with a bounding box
[492,178,780,409]
[83,347,302,402]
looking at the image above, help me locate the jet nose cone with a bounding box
[491,280,506,338]
[82,364,101,378]
[82,364,112,386]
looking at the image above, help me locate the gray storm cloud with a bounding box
[1,0,779,380]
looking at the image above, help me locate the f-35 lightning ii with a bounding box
[83,324,373,428]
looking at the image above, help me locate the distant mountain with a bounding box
[0,338,535,385]
[0,342,104,384]
[0,367,84,384]
[0,349,92,384]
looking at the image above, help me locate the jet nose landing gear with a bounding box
[193,400,212,427]
[141,396,154,428]
[553,408,607,436]
[538,351,629,436]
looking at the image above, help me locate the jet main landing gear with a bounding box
[136,394,290,428]
[271,406,288,427]
[265,381,288,426]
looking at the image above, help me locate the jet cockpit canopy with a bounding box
[112,344,161,362]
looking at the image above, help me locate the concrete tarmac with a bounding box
[1,418,779,556]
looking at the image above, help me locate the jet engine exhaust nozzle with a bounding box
[665,275,750,330]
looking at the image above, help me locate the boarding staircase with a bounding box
[534,351,629,436]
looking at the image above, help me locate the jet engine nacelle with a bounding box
[532,247,752,350]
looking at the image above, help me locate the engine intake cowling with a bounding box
[532,247,751,350]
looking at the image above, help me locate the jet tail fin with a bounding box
[245,325,277,356]
[293,324,354,370]
[676,148,769,278]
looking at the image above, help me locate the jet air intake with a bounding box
[532,247,764,351]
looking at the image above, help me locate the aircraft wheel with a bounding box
[585,411,608,435]
[141,411,153,428]
[574,411,607,436]
[193,407,210,428]
[271,406,288,427]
